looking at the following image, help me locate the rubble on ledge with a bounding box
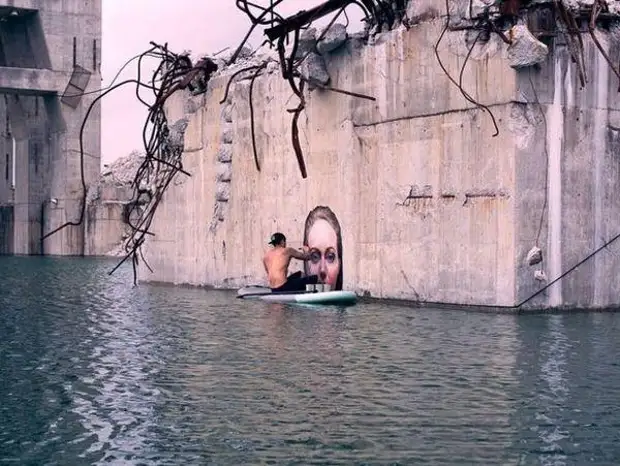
[87,150,146,257]
[203,0,620,88]
[100,150,145,185]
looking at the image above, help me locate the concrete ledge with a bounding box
[0,1,46,12]
[0,66,67,94]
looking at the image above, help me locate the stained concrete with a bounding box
[514,33,620,310]
[0,0,101,255]
[135,18,518,306]
[130,2,620,310]
[0,205,12,253]
[0,67,66,94]
[84,152,144,257]
[24,1,588,309]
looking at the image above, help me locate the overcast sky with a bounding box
[100,0,365,165]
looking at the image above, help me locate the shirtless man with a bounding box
[263,232,319,292]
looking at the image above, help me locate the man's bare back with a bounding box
[263,232,310,289]
[263,246,309,288]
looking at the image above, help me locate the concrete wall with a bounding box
[0,205,12,254]
[514,36,620,309]
[82,151,148,257]
[134,8,620,310]
[11,94,60,254]
[138,20,521,306]
[84,184,134,257]
[84,201,127,256]
[0,96,13,208]
[0,0,102,255]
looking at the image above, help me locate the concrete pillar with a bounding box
[0,2,102,255]
[12,137,28,254]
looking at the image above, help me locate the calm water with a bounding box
[1,257,620,465]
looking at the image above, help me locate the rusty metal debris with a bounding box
[588,0,620,91]
[263,0,407,41]
[434,0,503,137]
[555,0,588,87]
[227,0,405,178]
[433,0,620,139]
[108,44,219,283]
[42,42,219,284]
[544,0,620,90]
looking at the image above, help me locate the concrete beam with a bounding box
[0,1,41,11]
[0,0,99,16]
[0,66,66,94]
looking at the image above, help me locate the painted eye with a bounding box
[326,252,336,263]
[310,251,321,263]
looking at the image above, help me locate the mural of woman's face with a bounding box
[306,219,340,286]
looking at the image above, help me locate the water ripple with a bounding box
[2,257,620,464]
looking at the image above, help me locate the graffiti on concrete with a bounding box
[303,205,344,290]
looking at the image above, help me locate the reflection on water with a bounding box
[74,288,161,462]
[537,315,570,465]
[512,313,620,466]
[1,257,620,465]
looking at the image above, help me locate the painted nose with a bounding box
[318,260,328,281]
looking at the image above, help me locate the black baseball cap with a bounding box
[268,232,286,245]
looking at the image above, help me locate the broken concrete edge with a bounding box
[99,150,145,184]
[467,0,620,22]
[134,0,620,174]
[165,0,620,89]
[507,22,549,69]
[95,112,190,190]
[184,0,594,92]
[86,149,148,258]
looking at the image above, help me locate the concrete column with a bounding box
[12,137,29,254]
[0,2,102,256]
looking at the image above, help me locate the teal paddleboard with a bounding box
[237,286,357,305]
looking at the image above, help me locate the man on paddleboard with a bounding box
[263,232,319,292]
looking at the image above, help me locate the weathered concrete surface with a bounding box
[0,1,102,255]
[138,19,522,306]
[514,32,620,310]
[0,205,12,254]
[129,2,620,310]
[84,152,143,256]
[0,67,67,94]
[84,201,125,256]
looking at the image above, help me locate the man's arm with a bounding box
[288,246,310,261]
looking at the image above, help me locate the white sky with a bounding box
[100,0,365,165]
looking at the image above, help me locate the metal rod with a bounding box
[264,0,354,41]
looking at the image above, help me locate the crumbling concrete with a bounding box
[317,23,348,54]
[101,150,145,185]
[295,28,320,60]
[102,0,620,310]
[84,151,144,256]
[300,52,331,87]
[507,23,549,69]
